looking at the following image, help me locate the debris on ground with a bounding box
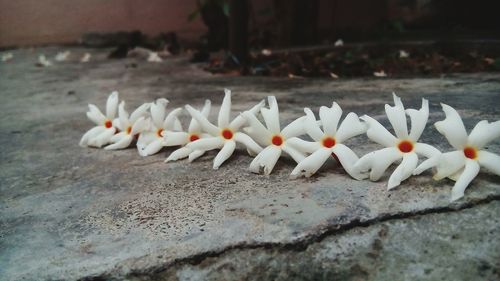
[334,39,344,47]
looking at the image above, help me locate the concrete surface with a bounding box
[0,47,499,281]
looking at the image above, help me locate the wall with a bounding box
[0,0,207,47]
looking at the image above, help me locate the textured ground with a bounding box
[0,47,499,281]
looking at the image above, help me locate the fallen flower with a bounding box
[399,50,409,58]
[354,93,440,189]
[81,53,91,63]
[137,98,182,156]
[55,51,70,62]
[290,103,367,179]
[147,52,163,63]
[185,89,264,169]
[373,70,387,77]
[427,104,499,201]
[104,101,150,150]
[80,91,119,148]
[334,39,344,47]
[1,52,13,62]
[164,100,212,162]
[36,55,52,67]
[243,96,307,175]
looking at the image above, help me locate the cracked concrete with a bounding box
[0,47,499,280]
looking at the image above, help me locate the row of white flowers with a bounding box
[80,90,500,202]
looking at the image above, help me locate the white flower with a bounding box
[80,91,119,148]
[104,101,150,150]
[81,53,91,63]
[242,96,307,175]
[426,104,500,201]
[55,51,70,62]
[147,52,163,62]
[37,55,52,67]
[1,52,13,62]
[289,102,367,179]
[164,100,212,162]
[399,50,409,58]
[354,93,440,189]
[136,98,182,156]
[334,39,344,47]
[373,70,387,77]
[185,89,265,169]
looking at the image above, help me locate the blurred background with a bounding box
[1,0,499,77]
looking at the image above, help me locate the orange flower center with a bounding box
[322,137,336,148]
[105,120,113,128]
[126,126,132,134]
[398,140,413,153]
[221,129,233,140]
[271,135,283,146]
[190,134,200,142]
[156,128,163,137]
[463,146,477,159]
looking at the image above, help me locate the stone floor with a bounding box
[0,47,499,281]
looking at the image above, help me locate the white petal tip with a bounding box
[450,193,464,202]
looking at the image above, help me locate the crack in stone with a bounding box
[82,194,499,280]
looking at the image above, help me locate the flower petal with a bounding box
[118,101,130,130]
[450,159,480,201]
[87,104,106,125]
[360,115,397,147]
[130,103,151,123]
[241,111,272,145]
[165,147,191,162]
[303,108,324,141]
[89,127,116,148]
[281,116,307,139]
[290,148,331,178]
[131,116,148,135]
[229,99,265,131]
[412,143,441,175]
[186,136,223,151]
[385,93,408,139]
[163,131,189,146]
[185,105,220,136]
[234,132,263,155]
[79,126,106,147]
[140,139,164,156]
[213,140,236,169]
[106,91,119,119]
[433,151,466,180]
[260,96,280,134]
[477,150,500,176]
[406,98,428,141]
[320,102,342,136]
[336,112,366,143]
[354,147,401,181]
[104,134,132,150]
[387,152,418,190]
[282,143,306,163]
[150,98,168,128]
[188,149,206,162]
[468,120,500,149]
[218,89,231,128]
[249,145,282,175]
[434,103,468,150]
[332,143,367,180]
[163,107,183,131]
[137,131,156,152]
[286,137,321,154]
[189,99,211,133]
